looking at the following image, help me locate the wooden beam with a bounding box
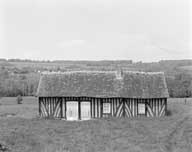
[90,99,92,118]
[110,99,112,117]
[131,99,133,117]
[133,99,135,117]
[158,99,160,116]
[39,97,41,117]
[97,99,99,118]
[123,99,125,117]
[50,98,52,117]
[46,98,49,118]
[146,101,155,117]
[78,99,81,120]
[124,99,132,117]
[93,98,95,118]
[159,100,165,117]
[60,97,63,118]
[136,99,138,117]
[153,99,156,117]
[43,98,49,117]
[64,99,67,119]
[165,98,167,116]
[145,99,147,116]
[51,98,53,117]
[111,99,115,116]
[101,99,103,118]
[114,99,116,115]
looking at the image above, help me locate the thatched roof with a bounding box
[37,71,169,98]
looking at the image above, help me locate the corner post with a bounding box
[39,97,41,117]
[165,98,167,116]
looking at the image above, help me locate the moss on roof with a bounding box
[37,71,169,98]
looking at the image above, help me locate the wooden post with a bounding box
[60,97,63,118]
[123,98,125,117]
[132,99,134,117]
[97,99,99,118]
[93,98,95,118]
[154,99,156,117]
[145,99,147,117]
[133,99,135,117]
[110,98,112,117]
[101,99,103,118]
[64,99,67,119]
[50,98,52,117]
[78,99,81,120]
[39,97,41,117]
[90,99,92,118]
[136,99,138,117]
[165,98,167,116]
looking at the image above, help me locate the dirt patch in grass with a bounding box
[0,113,16,118]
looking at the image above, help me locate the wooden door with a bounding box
[66,101,78,120]
[81,102,91,120]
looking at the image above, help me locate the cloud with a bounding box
[57,40,86,48]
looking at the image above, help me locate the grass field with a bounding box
[0,97,192,152]
[179,65,192,71]
[178,65,192,76]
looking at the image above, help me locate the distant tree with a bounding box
[1,66,5,70]
[0,58,7,61]
[56,66,61,71]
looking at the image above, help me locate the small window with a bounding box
[138,103,145,115]
[103,103,111,113]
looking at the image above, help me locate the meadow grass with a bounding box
[0,97,191,152]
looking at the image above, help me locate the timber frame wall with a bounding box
[39,97,167,119]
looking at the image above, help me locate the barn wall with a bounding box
[91,98,140,118]
[39,97,167,119]
[81,98,167,118]
[146,98,167,117]
[39,97,62,118]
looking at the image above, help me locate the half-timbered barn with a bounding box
[37,71,169,120]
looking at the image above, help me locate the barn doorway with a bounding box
[81,102,91,120]
[66,102,78,120]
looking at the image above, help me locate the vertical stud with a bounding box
[78,99,81,120]
[90,99,92,118]
[65,98,67,119]
[97,99,99,118]
[165,98,167,116]
[60,97,63,118]
[101,99,103,118]
[93,98,95,118]
[39,97,41,117]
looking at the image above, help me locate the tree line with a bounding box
[0,59,191,97]
[0,68,40,97]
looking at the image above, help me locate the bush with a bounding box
[17,95,23,104]
[166,109,172,116]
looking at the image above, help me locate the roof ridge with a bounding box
[41,70,116,75]
[123,71,165,75]
[41,70,165,75]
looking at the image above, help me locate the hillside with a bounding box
[0,59,192,97]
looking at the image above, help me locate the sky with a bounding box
[0,0,191,62]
